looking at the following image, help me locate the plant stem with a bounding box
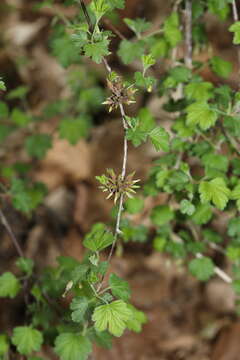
[184,0,192,69]
[79,2,129,288]
[106,105,128,263]
[79,0,94,33]
[232,0,240,75]
[0,209,24,258]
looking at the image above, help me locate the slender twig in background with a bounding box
[0,209,24,258]
[232,0,240,72]
[184,0,192,69]
[103,18,126,40]
[171,232,233,284]
[79,0,94,33]
[173,0,183,12]
[79,1,129,281]
[196,253,232,283]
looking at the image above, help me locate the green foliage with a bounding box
[25,134,52,159]
[0,335,8,356]
[55,333,92,360]
[11,108,31,127]
[70,297,89,323]
[125,197,144,214]
[83,223,114,251]
[10,179,47,214]
[0,272,21,298]
[16,257,34,276]
[208,0,230,20]
[210,56,233,78]
[186,102,218,130]
[163,12,182,47]
[92,300,132,337]
[11,326,43,355]
[0,78,6,91]
[7,86,29,100]
[199,177,230,210]
[229,21,240,44]
[109,273,131,301]
[180,199,195,216]
[188,257,215,281]
[126,108,169,151]
[117,40,144,64]
[84,36,110,64]
[124,18,151,37]
[126,305,147,333]
[151,205,174,226]
[59,117,90,145]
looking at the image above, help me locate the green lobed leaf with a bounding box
[150,37,168,58]
[169,66,192,83]
[59,116,90,145]
[126,304,147,333]
[55,333,92,360]
[117,40,145,64]
[0,101,9,118]
[84,37,110,64]
[108,0,125,9]
[124,18,151,36]
[16,257,34,276]
[201,153,229,174]
[0,272,21,298]
[83,223,114,252]
[203,229,222,243]
[229,21,240,44]
[10,178,45,214]
[0,79,6,91]
[11,108,31,127]
[92,300,132,337]
[199,177,230,210]
[228,218,240,238]
[151,205,174,226]
[25,134,52,159]
[208,0,230,20]
[153,236,167,252]
[91,329,113,349]
[0,334,8,356]
[210,56,232,78]
[125,196,144,214]
[7,86,29,100]
[109,273,131,301]
[149,126,170,152]
[188,257,215,281]
[186,102,218,130]
[11,326,43,355]
[191,203,213,225]
[70,297,88,323]
[185,82,213,101]
[163,12,182,47]
[180,199,195,216]
[52,32,81,67]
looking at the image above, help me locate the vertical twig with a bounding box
[184,0,192,69]
[79,0,94,33]
[79,3,129,283]
[0,209,24,258]
[232,0,240,74]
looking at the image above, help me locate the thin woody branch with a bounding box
[0,209,24,258]
[79,1,129,273]
[184,0,192,69]
[232,0,240,73]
